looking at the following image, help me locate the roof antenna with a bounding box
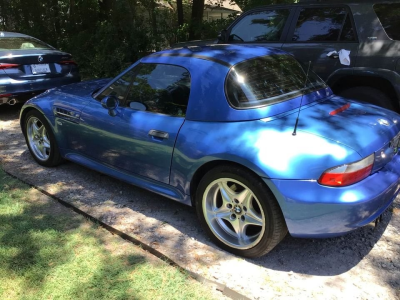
[292,61,311,136]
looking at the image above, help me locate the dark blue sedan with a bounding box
[20,45,400,257]
[0,32,80,106]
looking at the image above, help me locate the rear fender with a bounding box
[170,119,360,196]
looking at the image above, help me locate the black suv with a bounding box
[217,0,400,111]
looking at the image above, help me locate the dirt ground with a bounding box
[1,104,399,300]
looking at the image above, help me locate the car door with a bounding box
[75,63,191,184]
[224,6,295,49]
[282,5,359,81]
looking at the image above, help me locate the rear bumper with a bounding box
[0,73,80,104]
[264,154,400,238]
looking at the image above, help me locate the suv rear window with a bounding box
[226,55,326,109]
[0,37,53,50]
[374,3,400,41]
[229,9,290,42]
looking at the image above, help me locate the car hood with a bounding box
[268,96,400,158]
[53,78,111,98]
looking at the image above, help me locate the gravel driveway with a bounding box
[1,104,399,300]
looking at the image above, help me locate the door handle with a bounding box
[148,130,169,139]
[327,51,339,59]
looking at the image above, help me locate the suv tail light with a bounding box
[0,63,20,70]
[318,154,375,187]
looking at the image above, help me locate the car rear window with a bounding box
[225,55,326,109]
[374,3,400,41]
[0,37,53,50]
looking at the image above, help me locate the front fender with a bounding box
[20,101,55,133]
[171,119,360,195]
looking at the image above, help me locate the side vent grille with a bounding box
[54,106,80,122]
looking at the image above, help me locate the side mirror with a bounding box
[101,95,119,116]
[218,29,228,43]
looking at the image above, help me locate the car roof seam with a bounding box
[148,53,232,68]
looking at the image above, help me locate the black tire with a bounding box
[23,110,63,167]
[195,165,287,258]
[338,86,395,111]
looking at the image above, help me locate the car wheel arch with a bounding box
[20,106,43,133]
[20,107,58,139]
[189,160,274,205]
[193,162,288,257]
[19,106,60,150]
[328,73,399,111]
[22,109,63,167]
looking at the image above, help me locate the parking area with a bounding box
[1,104,399,300]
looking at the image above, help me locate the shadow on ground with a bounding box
[0,103,23,121]
[0,170,215,299]
[0,177,148,299]
[2,104,399,298]
[9,148,394,277]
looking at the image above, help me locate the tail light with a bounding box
[318,154,374,187]
[0,63,20,70]
[59,60,77,66]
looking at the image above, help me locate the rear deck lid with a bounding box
[0,36,76,79]
[283,96,400,158]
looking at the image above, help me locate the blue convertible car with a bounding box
[20,45,400,257]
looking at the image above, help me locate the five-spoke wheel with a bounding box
[23,110,63,167]
[202,178,265,250]
[26,116,51,161]
[196,165,287,258]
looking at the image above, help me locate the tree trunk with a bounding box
[52,0,61,38]
[69,0,76,31]
[189,0,205,40]
[148,0,157,36]
[177,0,184,27]
[98,0,113,21]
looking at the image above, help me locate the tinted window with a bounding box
[374,4,400,41]
[97,68,136,102]
[229,9,290,42]
[226,55,326,109]
[340,14,356,41]
[292,7,347,42]
[0,37,53,50]
[126,64,190,117]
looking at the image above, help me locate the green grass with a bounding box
[0,167,216,300]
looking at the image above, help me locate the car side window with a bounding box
[229,9,291,42]
[292,7,350,42]
[97,68,137,102]
[340,14,356,41]
[125,64,191,117]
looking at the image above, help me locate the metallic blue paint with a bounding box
[20,45,400,239]
[264,154,400,237]
[71,102,185,184]
[65,152,190,205]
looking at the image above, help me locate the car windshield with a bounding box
[0,37,53,50]
[226,55,326,109]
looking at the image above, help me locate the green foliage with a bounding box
[0,0,296,78]
[234,0,297,11]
